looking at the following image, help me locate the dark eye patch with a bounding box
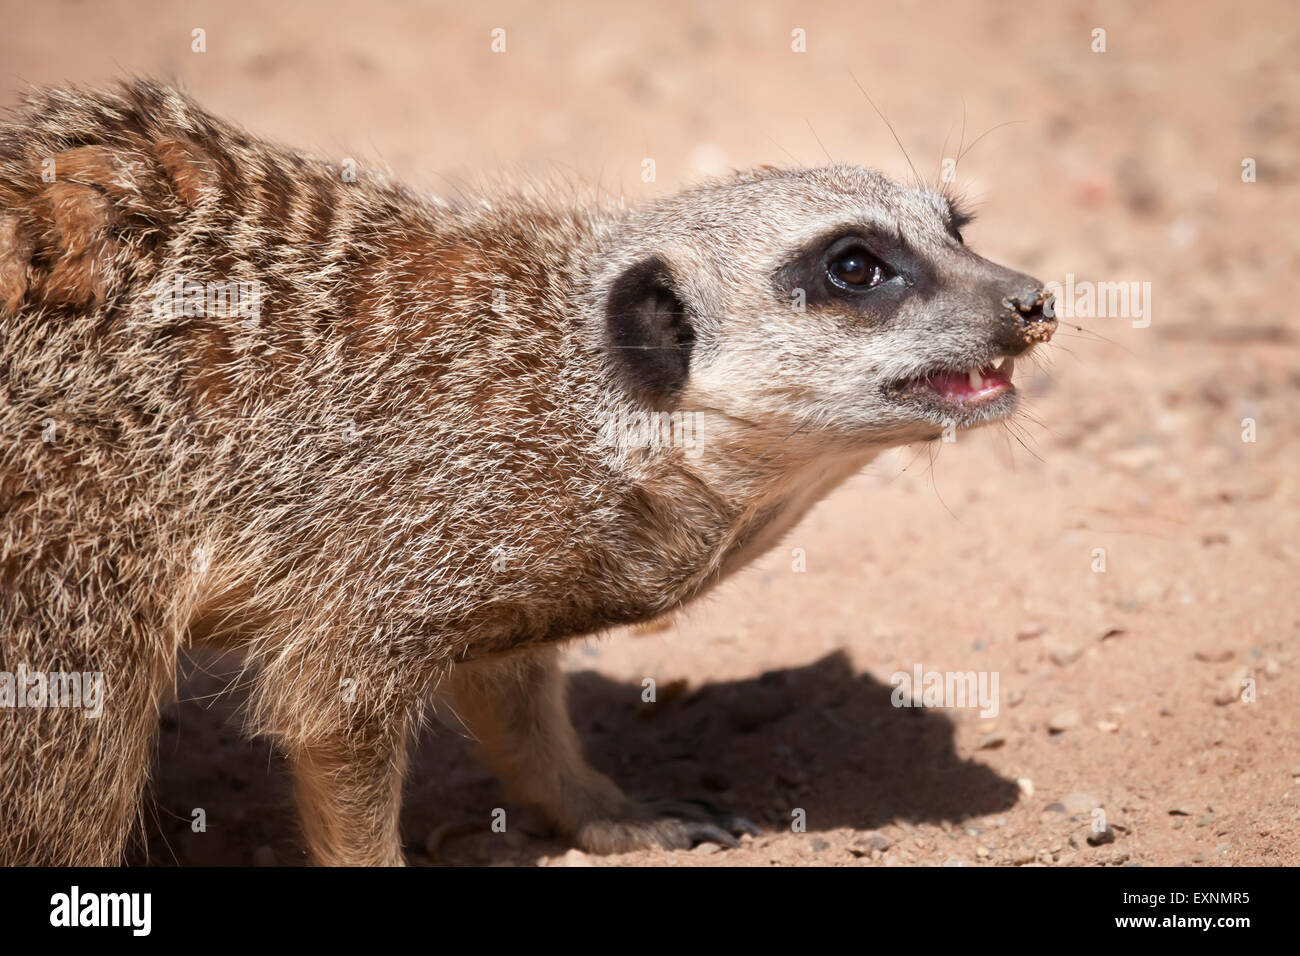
[770,225,937,318]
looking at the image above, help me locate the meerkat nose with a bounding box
[1003,287,1057,345]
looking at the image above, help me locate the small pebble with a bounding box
[1087,825,1116,846]
[1214,668,1250,705]
[1050,644,1084,666]
[1049,710,1081,734]
[855,832,891,852]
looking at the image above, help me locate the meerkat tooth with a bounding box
[969,368,983,389]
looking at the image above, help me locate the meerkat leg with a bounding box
[0,630,174,865]
[446,646,755,853]
[261,670,413,866]
[289,738,409,866]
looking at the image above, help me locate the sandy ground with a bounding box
[3,0,1297,867]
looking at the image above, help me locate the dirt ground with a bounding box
[3,0,1297,867]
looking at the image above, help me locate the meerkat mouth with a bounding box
[908,355,1015,405]
[890,355,1019,426]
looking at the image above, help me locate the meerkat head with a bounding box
[598,164,1055,460]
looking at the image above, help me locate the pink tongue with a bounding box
[921,364,1009,400]
[926,370,980,399]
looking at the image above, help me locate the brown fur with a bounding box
[0,81,1052,865]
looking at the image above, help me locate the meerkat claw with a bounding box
[647,797,762,847]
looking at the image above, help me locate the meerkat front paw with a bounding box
[573,797,761,853]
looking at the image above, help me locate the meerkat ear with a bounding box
[604,256,697,406]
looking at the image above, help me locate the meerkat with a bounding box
[0,81,1055,866]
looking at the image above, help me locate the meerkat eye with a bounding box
[825,240,893,290]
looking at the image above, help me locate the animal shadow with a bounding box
[133,649,1018,865]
